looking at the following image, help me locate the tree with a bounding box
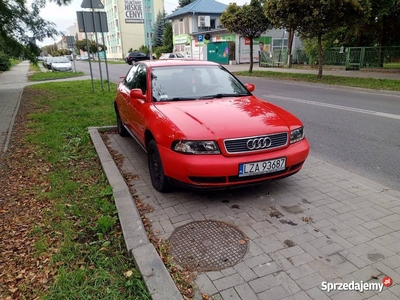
[179,0,195,8]
[152,10,167,47]
[264,0,304,67]
[163,23,173,52]
[75,39,107,58]
[0,0,70,64]
[267,0,364,78]
[220,0,272,72]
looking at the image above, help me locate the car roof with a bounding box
[142,60,221,68]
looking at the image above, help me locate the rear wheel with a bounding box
[115,105,128,137]
[148,140,171,192]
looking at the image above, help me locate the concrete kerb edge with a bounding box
[88,126,183,300]
[3,88,23,153]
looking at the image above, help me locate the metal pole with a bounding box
[72,46,77,72]
[82,16,95,92]
[147,3,153,60]
[91,1,104,91]
[101,31,110,91]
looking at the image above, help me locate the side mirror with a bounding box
[245,83,255,92]
[130,88,146,101]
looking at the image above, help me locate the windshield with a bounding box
[52,57,70,63]
[151,65,251,102]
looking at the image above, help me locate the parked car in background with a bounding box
[44,57,54,69]
[159,53,184,60]
[51,57,72,72]
[114,60,310,192]
[125,51,153,65]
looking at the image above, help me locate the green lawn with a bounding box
[1,79,151,300]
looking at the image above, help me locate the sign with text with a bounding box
[66,36,76,48]
[124,0,144,23]
[77,11,109,32]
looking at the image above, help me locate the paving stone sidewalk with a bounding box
[104,130,400,300]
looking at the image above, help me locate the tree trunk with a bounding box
[249,38,254,73]
[287,29,295,68]
[317,33,323,79]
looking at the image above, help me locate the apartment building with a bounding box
[100,0,164,59]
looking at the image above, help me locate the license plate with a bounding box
[238,158,286,177]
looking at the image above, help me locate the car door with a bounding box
[128,63,148,145]
[117,64,138,134]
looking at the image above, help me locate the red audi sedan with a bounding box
[114,60,309,192]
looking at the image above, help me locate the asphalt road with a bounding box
[74,60,400,191]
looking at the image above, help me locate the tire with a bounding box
[115,105,129,137]
[148,140,171,192]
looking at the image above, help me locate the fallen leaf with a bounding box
[124,270,133,278]
[371,275,378,279]
[238,239,246,245]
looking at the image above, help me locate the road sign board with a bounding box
[198,34,203,42]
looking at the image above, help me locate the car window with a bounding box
[124,64,138,89]
[151,65,250,102]
[135,64,147,95]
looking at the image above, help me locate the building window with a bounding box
[272,38,288,52]
[210,19,215,29]
[179,19,184,34]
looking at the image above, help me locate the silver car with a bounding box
[51,57,72,72]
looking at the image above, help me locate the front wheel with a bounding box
[148,140,171,192]
[115,105,128,137]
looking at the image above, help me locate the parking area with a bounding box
[100,129,400,300]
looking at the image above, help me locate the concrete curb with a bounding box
[3,89,23,153]
[88,126,183,300]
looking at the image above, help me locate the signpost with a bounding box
[77,0,110,92]
[66,36,77,72]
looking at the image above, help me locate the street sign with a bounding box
[66,36,75,48]
[198,34,203,42]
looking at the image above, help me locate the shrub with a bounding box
[0,52,11,71]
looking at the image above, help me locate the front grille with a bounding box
[224,132,288,154]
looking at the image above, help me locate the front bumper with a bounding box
[159,139,310,188]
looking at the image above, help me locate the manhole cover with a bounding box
[168,220,248,272]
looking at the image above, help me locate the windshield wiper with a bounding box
[198,93,248,99]
[160,97,198,101]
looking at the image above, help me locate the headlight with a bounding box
[290,127,305,144]
[172,140,220,154]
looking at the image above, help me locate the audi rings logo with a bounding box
[246,137,272,150]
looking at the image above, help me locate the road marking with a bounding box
[264,94,400,120]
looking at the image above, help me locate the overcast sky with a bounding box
[36,0,248,47]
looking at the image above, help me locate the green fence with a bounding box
[259,46,400,70]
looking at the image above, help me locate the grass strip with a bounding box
[0,79,151,300]
[29,70,86,81]
[233,70,400,91]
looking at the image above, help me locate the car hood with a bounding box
[155,96,299,139]
[52,62,71,67]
